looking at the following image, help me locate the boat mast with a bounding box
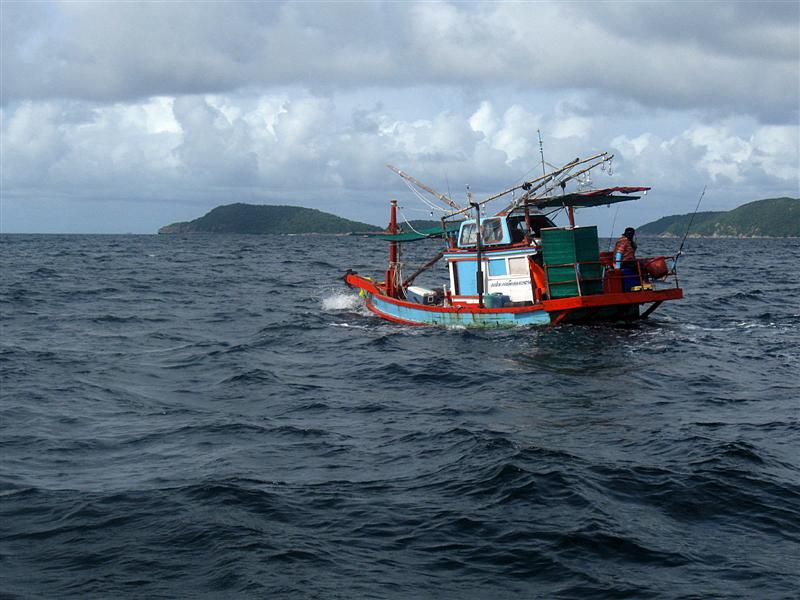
[471,201,485,309]
[536,130,548,231]
[386,200,399,297]
[536,129,575,229]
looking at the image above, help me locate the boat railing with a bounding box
[544,255,680,299]
[543,260,604,299]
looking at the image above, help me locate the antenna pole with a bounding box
[538,129,546,178]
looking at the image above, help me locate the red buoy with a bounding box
[643,256,669,279]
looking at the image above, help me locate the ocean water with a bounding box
[1,233,798,599]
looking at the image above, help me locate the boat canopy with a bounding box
[366,220,462,242]
[530,187,650,210]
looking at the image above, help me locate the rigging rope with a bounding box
[398,205,431,237]
[402,178,448,213]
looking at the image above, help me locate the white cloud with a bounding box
[551,116,593,141]
[3,102,68,183]
[469,101,497,140]
[4,92,796,220]
[751,126,800,181]
[686,125,753,183]
[2,1,798,232]
[611,133,653,158]
[612,121,799,198]
[489,105,541,164]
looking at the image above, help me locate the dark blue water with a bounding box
[2,234,799,599]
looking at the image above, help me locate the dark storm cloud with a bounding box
[2,1,797,122]
[581,1,798,60]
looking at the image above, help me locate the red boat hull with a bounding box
[344,272,682,327]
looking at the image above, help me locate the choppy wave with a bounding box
[1,234,799,598]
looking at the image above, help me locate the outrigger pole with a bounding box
[386,165,460,209]
[538,129,547,178]
[524,154,613,204]
[522,153,614,228]
[444,152,609,219]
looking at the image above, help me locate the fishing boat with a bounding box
[343,152,683,326]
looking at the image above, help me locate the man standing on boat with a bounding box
[614,227,637,269]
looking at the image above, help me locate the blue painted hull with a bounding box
[367,294,551,327]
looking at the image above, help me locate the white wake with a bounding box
[321,292,361,311]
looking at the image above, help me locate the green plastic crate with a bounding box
[541,226,600,265]
[541,226,603,298]
[546,265,578,283]
[548,280,580,298]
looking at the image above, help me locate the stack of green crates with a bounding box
[540,226,603,298]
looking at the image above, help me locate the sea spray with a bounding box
[321,291,361,311]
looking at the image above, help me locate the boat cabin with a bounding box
[455,212,556,248]
[446,212,555,305]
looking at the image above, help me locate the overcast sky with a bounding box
[2,1,798,234]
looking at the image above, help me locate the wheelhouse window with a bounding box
[481,218,503,244]
[459,222,478,246]
[459,217,506,247]
[508,256,530,276]
[488,259,507,277]
[507,215,556,238]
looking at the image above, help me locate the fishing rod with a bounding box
[676,185,707,261]
[607,205,620,252]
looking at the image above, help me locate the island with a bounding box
[158,203,382,234]
[638,197,799,238]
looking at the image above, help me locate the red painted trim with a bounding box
[541,288,683,311]
[578,186,651,196]
[345,273,382,295]
[384,293,545,314]
[364,297,427,326]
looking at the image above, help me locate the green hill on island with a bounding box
[403,219,449,230]
[158,203,382,234]
[638,197,799,237]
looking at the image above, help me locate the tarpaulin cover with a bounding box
[531,187,650,209]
